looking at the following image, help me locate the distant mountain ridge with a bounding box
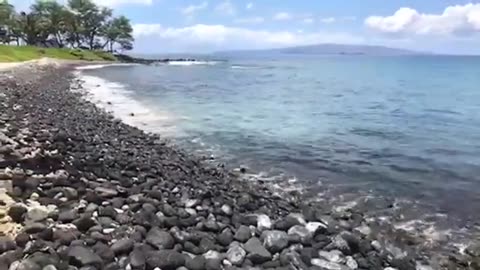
[215,43,424,56]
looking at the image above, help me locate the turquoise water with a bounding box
[84,55,480,223]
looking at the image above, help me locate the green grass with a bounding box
[0,45,117,62]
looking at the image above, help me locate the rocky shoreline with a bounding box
[115,54,200,65]
[0,64,476,270]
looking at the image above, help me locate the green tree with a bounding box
[102,15,134,52]
[31,0,70,47]
[16,11,50,45]
[0,0,15,43]
[68,0,112,49]
[1,0,134,50]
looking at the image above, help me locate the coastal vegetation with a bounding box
[0,0,133,62]
[0,44,116,62]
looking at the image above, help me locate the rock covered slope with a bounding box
[0,65,475,270]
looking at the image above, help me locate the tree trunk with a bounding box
[89,34,94,50]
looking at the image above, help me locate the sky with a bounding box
[8,0,480,54]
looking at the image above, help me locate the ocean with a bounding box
[76,55,480,241]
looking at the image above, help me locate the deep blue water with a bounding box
[81,55,480,223]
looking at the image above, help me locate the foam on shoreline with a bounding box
[75,63,139,70]
[73,72,177,135]
[167,61,219,66]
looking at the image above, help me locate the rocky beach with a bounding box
[0,63,477,270]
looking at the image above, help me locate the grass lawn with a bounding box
[0,45,117,62]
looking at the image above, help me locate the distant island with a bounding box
[215,43,425,57]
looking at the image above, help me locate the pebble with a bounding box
[261,230,289,253]
[257,214,272,231]
[244,237,272,264]
[226,245,246,266]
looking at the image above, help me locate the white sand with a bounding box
[0,62,25,71]
[0,57,112,72]
[0,58,63,71]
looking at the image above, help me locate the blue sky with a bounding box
[10,0,480,54]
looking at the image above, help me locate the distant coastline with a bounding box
[214,43,428,57]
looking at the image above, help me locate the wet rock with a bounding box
[162,204,177,217]
[311,258,349,270]
[199,237,216,253]
[226,245,246,266]
[146,250,185,270]
[57,210,78,223]
[95,187,118,198]
[61,187,78,200]
[390,257,416,270]
[300,247,316,266]
[8,204,27,223]
[274,215,304,231]
[466,242,480,257]
[15,259,42,270]
[203,220,220,232]
[205,258,222,270]
[279,250,308,269]
[217,228,234,246]
[319,250,346,264]
[53,227,80,245]
[24,223,47,234]
[98,206,117,218]
[0,237,16,253]
[92,242,115,263]
[68,246,103,268]
[25,207,49,223]
[42,265,57,270]
[111,238,134,255]
[15,233,29,248]
[261,230,289,253]
[72,216,96,232]
[234,225,251,243]
[146,227,174,249]
[244,237,272,264]
[346,256,358,269]
[330,234,352,255]
[288,225,312,244]
[185,255,206,270]
[340,232,360,255]
[257,214,272,231]
[129,248,146,269]
[306,222,328,235]
[220,204,233,216]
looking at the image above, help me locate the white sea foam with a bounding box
[73,72,176,135]
[231,65,258,69]
[167,61,219,66]
[75,63,139,70]
[231,65,248,69]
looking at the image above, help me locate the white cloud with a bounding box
[246,2,253,10]
[320,17,336,24]
[365,4,480,36]
[273,12,293,21]
[132,23,364,52]
[181,1,208,16]
[215,0,236,16]
[234,16,265,24]
[303,18,314,24]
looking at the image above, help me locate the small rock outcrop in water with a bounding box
[115,53,199,65]
[0,65,474,269]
